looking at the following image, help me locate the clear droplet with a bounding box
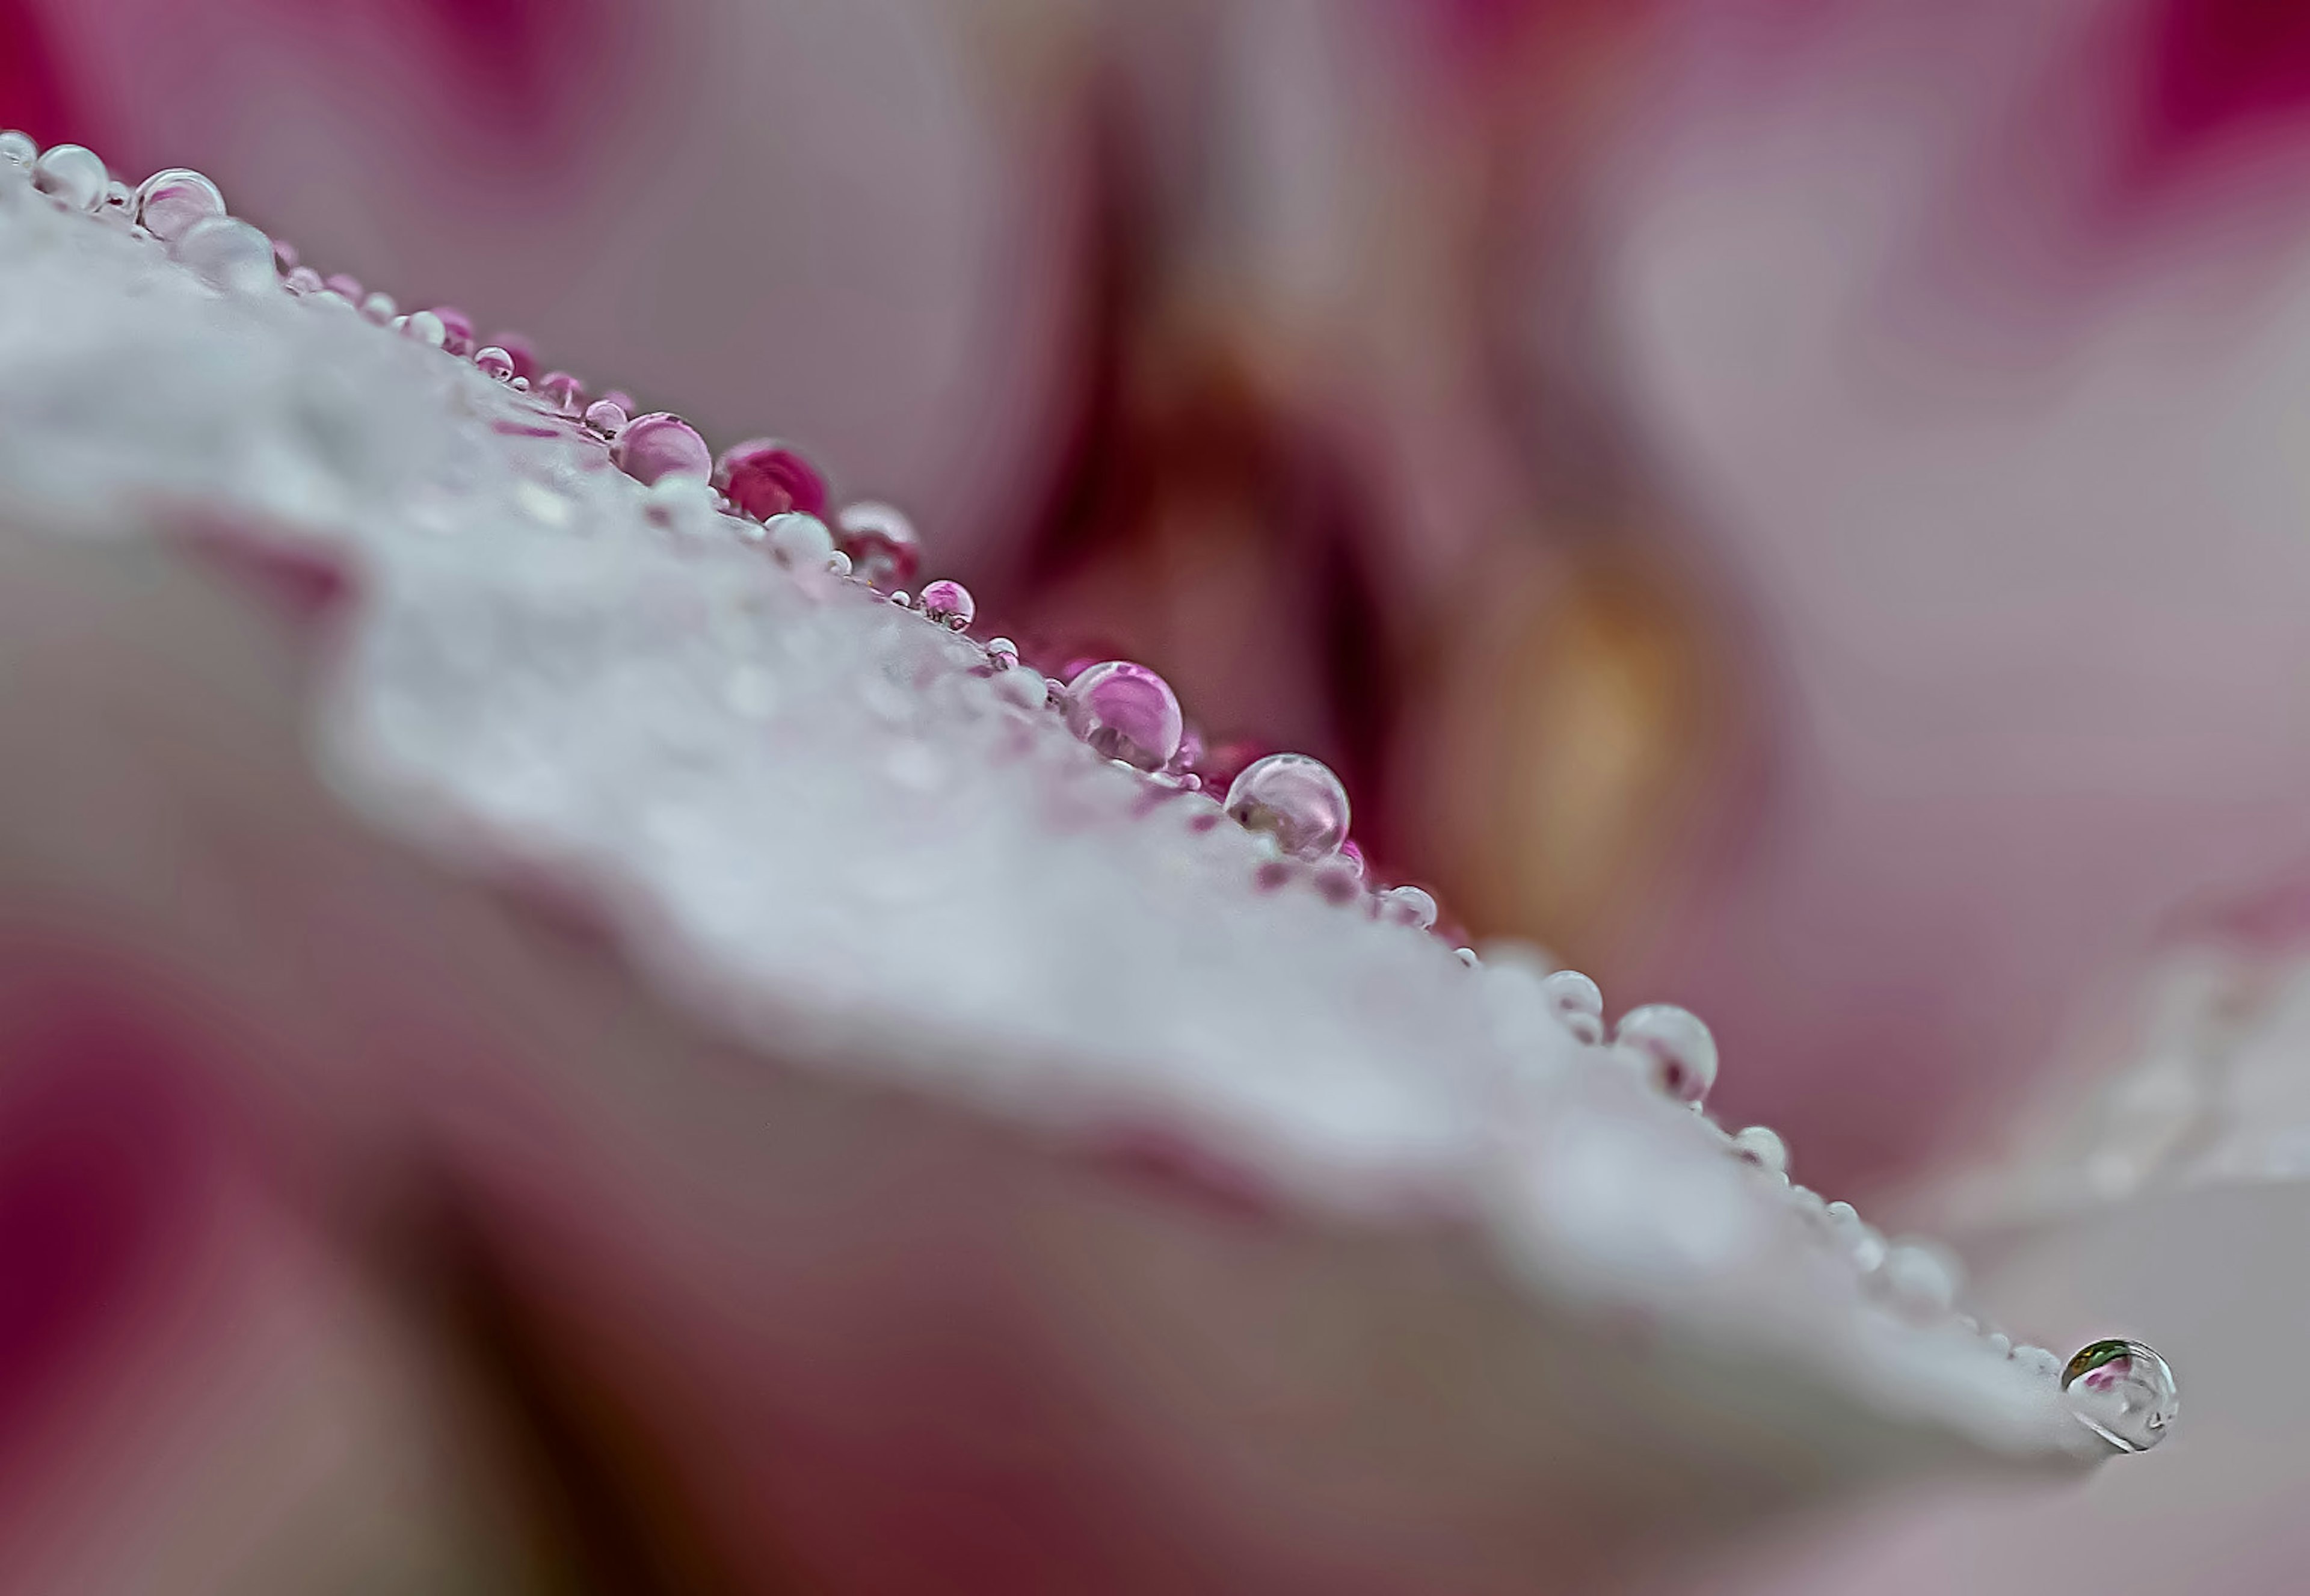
[171,217,277,295]
[32,144,108,212]
[537,372,585,417]
[100,180,134,220]
[404,309,448,348]
[764,512,835,566]
[836,501,922,587]
[1065,661,1183,771]
[474,345,517,382]
[825,549,853,578]
[285,266,324,297]
[614,413,712,485]
[1456,947,1482,968]
[2062,1340,2178,1453]
[1612,1003,1718,1106]
[131,167,225,241]
[1731,1126,1788,1173]
[1224,753,1351,861]
[0,131,36,170]
[1376,884,1438,929]
[1539,969,1603,1031]
[583,399,627,438]
[984,637,1021,671]
[715,439,828,520]
[919,579,977,632]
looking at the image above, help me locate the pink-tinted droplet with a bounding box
[537,372,585,416]
[487,332,538,381]
[1375,884,1439,930]
[430,307,476,357]
[1224,753,1350,861]
[132,168,224,244]
[473,346,517,382]
[283,266,324,297]
[1064,661,1184,772]
[612,412,712,485]
[324,272,363,301]
[1612,1005,1718,1107]
[834,501,922,588]
[713,438,829,521]
[917,579,976,632]
[583,399,627,438]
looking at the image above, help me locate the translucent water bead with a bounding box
[716,439,828,521]
[473,346,517,383]
[1224,754,1351,861]
[614,413,712,485]
[1376,885,1439,930]
[131,168,226,241]
[1065,662,1184,771]
[537,372,585,416]
[919,580,977,632]
[2062,1340,2179,1453]
[584,400,627,439]
[1539,970,1605,1044]
[173,217,278,296]
[1730,1126,1788,1173]
[32,144,108,212]
[836,502,922,588]
[1613,1004,1717,1106]
[764,513,835,567]
[0,131,35,170]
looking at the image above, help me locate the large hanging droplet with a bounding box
[1224,753,1351,861]
[614,413,713,486]
[2061,1340,2179,1453]
[1065,661,1184,772]
[1612,1004,1717,1106]
[32,144,108,212]
[836,501,922,588]
[172,217,278,296]
[716,439,828,520]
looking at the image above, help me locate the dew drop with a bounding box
[614,413,712,485]
[1539,969,1603,1026]
[716,439,829,520]
[404,309,448,348]
[1612,1004,1718,1106]
[537,372,585,416]
[488,333,538,380]
[360,291,398,324]
[919,579,977,632]
[100,180,134,221]
[836,501,922,588]
[1224,753,1350,861]
[1065,661,1183,771]
[430,306,476,356]
[0,131,36,171]
[583,399,627,438]
[285,266,324,297]
[826,549,852,577]
[172,217,278,295]
[32,144,108,211]
[1878,1240,1959,1314]
[1731,1125,1788,1174]
[764,512,835,566]
[474,345,517,382]
[325,272,364,301]
[1376,884,1438,930]
[2062,1340,2178,1453]
[984,637,1020,671]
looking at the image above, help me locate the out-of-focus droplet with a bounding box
[1377,885,1439,930]
[2062,1340,2178,1453]
[1731,1126,1788,1173]
[826,549,852,577]
[474,345,517,382]
[0,131,36,170]
[1456,947,1481,968]
[984,637,1020,671]
[1612,1004,1717,1106]
[1539,969,1603,1030]
[324,272,363,301]
[537,372,584,416]
[583,399,627,438]
[361,291,398,324]
[764,512,835,566]
[1224,753,1351,861]
[1879,1241,1959,1313]
[430,306,475,356]
[172,217,278,295]
[836,501,922,588]
[715,439,828,520]
[32,144,108,211]
[614,413,712,485]
[404,309,448,348]
[919,579,977,632]
[1065,661,1183,771]
[285,266,324,296]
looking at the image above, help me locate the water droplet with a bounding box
[474,345,517,382]
[285,266,324,296]
[1376,884,1438,929]
[715,439,828,520]
[100,180,134,220]
[764,512,835,566]
[583,399,627,438]
[919,580,977,632]
[488,333,538,380]
[1986,1331,2012,1358]
[614,413,712,485]
[1879,1240,1959,1314]
[1539,969,1603,1031]
[172,217,278,295]
[2062,1340,2178,1453]
[1731,1126,1788,1173]
[32,144,108,211]
[537,372,585,416]
[430,306,476,356]
[1456,947,1481,968]
[1224,753,1351,861]
[0,131,36,170]
[404,309,448,348]
[888,591,911,609]
[1612,1004,1717,1106]
[1065,661,1183,771]
[837,501,922,588]
[984,637,1020,671]
[826,549,853,578]
[324,272,364,301]
[360,291,398,324]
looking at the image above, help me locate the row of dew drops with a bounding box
[1,133,2178,1456]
